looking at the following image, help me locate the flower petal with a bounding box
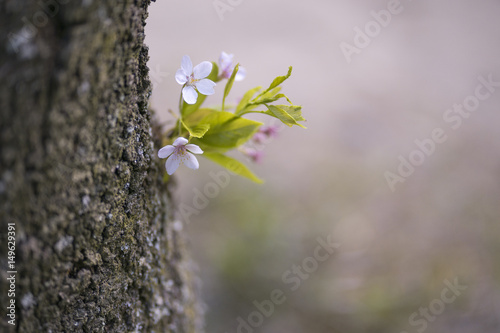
[193,61,213,79]
[243,148,264,163]
[219,52,233,69]
[186,144,203,154]
[158,145,175,158]
[235,66,246,81]
[173,137,188,146]
[195,79,216,95]
[175,69,188,85]
[252,132,266,144]
[182,85,198,104]
[183,152,200,170]
[166,154,181,175]
[219,51,232,63]
[181,55,193,74]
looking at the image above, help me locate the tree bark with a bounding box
[0,1,201,332]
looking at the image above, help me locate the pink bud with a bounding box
[242,147,264,163]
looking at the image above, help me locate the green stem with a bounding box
[237,110,266,117]
[178,88,184,136]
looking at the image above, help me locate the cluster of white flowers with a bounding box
[159,52,247,175]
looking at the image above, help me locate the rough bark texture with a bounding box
[0,0,201,332]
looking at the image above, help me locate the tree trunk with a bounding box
[0,1,201,332]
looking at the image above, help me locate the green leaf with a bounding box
[235,86,262,116]
[204,152,263,183]
[249,87,281,104]
[181,62,219,118]
[222,63,239,111]
[192,111,262,149]
[265,105,306,128]
[250,90,294,106]
[286,105,306,122]
[183,108,218,127]
[262,66,292,95]
[180,119,210,138]
[235,67,294,116]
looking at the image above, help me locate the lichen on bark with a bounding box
[0,0,201,332]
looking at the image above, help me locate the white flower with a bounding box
[219,51,246,81]
[158,137,204,175]
[175,55,216,104]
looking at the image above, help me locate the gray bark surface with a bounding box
[0,0,201,332]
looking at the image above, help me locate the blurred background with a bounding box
[145,1,500,332]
